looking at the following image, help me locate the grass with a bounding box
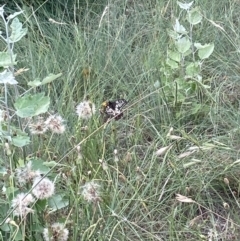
[1,0,240,240]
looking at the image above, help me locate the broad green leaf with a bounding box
[183,49,192,57]
[12,135,30,147]
[35,199,47,211]
[14,93,50,118]
[27,78,42,87]
[186,62,200,76]
[30,223,44,233]
[194,43,214,59]
[173,19,188,34]
[31,158,50,174]
[43,161,67,168]
[168,50,181,62]
[13,229,23,241]
[0,70,17,84]
[9,17,27,43]
[177,1,193,10]
[42,73,62,85]
[28,73,62,87]
[43,161,58,167]
[0,52,17,67]
[0,223,11,232]
[48,194,69,211]
[176,37,191,53]
[198,44,214,59]
[3,126,30,147]
[194,43,204,49]
[166,59,178,69]
[167,29,180,39]
[7,11,23,20]
[187,8,202,25]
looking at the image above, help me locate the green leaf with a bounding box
[173,19,188,34]
[13,229,23,241]
[14,93,50,118]
[3,125,30,147]
[0,223,11,232]
[183,49,192,57]
[0,70,17,84]
[28,73,62,87]
[167,29,180,39]
[177,1,193,10]
[166,59,178,69]
[27,78,42,87]
[7,11,24,20]
[194,43,204,49]
[194,43,214,59]
[187,8,202,25]
[186,62,200,76]
[0,52,17,67]
[12,135,30,147]
[168,50,181,62]
[42,73,62,85]
[31,223,44,233]
[48,194,69,211]
[35,199,47,211]
[9,17,27,43]
[31,158,50,174]
[176,37,191,54]
[43,161,67,168]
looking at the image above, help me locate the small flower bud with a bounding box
[224,178,229,185]
[223,202,230,209]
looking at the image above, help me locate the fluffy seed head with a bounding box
[11,193,35,217]
[29,117,48,135]
[76,100,96,119]
[45,114,65,134]
[43,222,69,241]
[32,177,55,200]
[81,181,101,203]
[15,161,41,186]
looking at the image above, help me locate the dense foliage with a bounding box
[1,1,240,240]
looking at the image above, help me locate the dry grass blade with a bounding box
[176,194,195,203]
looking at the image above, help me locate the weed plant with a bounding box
[1,0,240,240]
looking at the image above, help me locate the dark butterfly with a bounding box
[102,99,128,120]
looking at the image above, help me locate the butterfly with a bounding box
[101,99,128,120]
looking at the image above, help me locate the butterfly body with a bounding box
[102,99,127,120]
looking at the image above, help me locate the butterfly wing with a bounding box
[104,99,128,119]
